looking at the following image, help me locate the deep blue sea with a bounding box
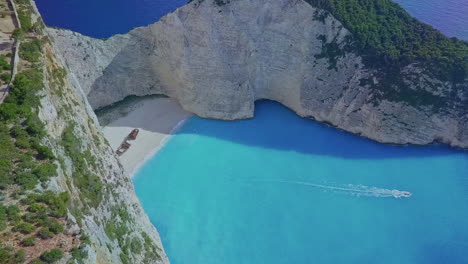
[35,0,188,38]
[35,0,468,40]
[35,1,468,263]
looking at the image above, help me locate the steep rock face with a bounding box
[41,35,169,264]
[25,2,170,263]
[39,68,169,264]
[48,0,468,148]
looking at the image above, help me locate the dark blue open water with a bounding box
[36,0,468,40]
[35,0,188,38]
[34,1,468,263]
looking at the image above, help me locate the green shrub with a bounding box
[61,125,80,158]
[104,222,118,240]
[15,172,38,189]
[0,56,11,71]
[75,172,103,208]
[32,143,55,160]
[0,72,11,84]
[0,72,11,83]
[26,191,70,218]
[37,227,54,239]
[0,165,13,189]
[51,193,70,218]
[0,103,19,121]
[130,237,142,254]
[10,126,25,138]
[17,10,32,32]
[12,249,25,264]
[18,154,34,168]
[28,203,47,214]
[141,232,161,262]
[30,260,47,264]
[0,125,16,188]
[12,28,24,40]
[120,252,130,264]
[32,19,45,35]
[0,247,26,264]
[71,246,88,262]
[25,115,45,137]
[6,205,20,222]
[19,39,42,63]
[0,63,56,193]
[62,124,104,207]
[14,134,30,149]
[0,205,6,231]
[0,246,14,263]
[23,204,48,225]
[46,218,63,234]
[80,234,90,244]
[21,236,36,246]
[22,212,38,224]
[14,222,35,234]
[40,249,63,263]
[33,163,58,182]
[8,68,43,108]
[0,73,11,83]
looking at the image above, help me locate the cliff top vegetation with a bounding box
[305,0,468,83]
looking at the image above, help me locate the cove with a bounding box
[32,0,468,262]
[133,101,468,264]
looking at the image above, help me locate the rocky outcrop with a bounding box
[48,0,468,148]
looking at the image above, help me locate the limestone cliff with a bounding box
[48,0,468,148]
[37,43,169,264]
[36,15,170,264]
[0,0,168,262]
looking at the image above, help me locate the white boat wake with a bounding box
[248,179,412,198]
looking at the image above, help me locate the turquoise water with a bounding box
[134,101,468,264]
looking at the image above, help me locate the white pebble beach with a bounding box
[100,97,191,177]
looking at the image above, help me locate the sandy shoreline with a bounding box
[100,96,191,177]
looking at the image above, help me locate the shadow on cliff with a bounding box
[180,100,466,159]
[102,99,466,159]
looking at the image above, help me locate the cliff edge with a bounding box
[0,0,169,262]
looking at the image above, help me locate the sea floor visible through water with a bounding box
[134,101,468,264]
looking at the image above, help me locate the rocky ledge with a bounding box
[48,0,468,148]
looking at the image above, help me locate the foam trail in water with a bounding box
[248,179,412,198]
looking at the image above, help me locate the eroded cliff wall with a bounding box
[38,43,169,264]
[4,1,170,263]
[49,0,468,148]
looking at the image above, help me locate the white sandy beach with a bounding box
[100,97,191,176]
